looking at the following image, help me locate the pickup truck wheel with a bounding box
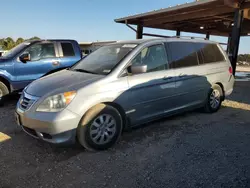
[77,104,123,151]
[0,81,9,106]
[204,84,223,113]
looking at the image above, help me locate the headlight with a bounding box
[36,91,76,112]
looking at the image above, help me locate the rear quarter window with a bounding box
[200,43,225,64]
[61,42,75,57]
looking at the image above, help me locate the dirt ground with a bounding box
[236,66,250,72]
[0,81,250,188]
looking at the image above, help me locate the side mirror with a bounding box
[128,64,147,75]
[19,53,30,63]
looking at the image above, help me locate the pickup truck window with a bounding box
[61,43,75,57]
[23,43,56,61]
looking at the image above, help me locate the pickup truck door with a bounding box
[14,42,61,84]
[57,42,82,68]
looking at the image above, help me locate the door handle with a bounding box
[163,76,173,80]
[52,61,60,66]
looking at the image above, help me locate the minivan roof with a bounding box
[25,39,78,44]
[116,37,218,45]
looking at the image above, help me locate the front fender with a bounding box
[0,69,12,83]
[67,90,128,118]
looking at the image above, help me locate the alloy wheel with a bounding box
[210,89,221,109]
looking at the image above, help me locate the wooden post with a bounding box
[227,33,232,54]
[206,32,210,40]
[176,30,181,37]
[136,25,143,39]
[229,8,244,75]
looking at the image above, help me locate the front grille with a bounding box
[20,96,35,110]
[19,92,38,111]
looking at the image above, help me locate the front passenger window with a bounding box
[23,43,56,61]
[131,44,167,73]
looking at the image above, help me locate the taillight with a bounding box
[229,67,233,74]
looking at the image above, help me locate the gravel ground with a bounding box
[1,81,250,188]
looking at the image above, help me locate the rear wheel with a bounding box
[77,104,123,151]
[204,84,223,113]
[0,81,9,106]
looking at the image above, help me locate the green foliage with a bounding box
[16,38,24,45]
[0,39,5,50]
[0,36,41,50]
[238,54,250,62]
[5,37,15,50]
[28,36,40,41]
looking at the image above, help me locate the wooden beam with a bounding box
[148,24,230,36]
[241,1,250,9]
[163,13,234,27]
[186,12,234,22]
[224,0,240,8]
[143,6,233,27]
[214,15,234,21]
[126,23,137,32]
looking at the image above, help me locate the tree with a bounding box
[0,36,41,50]
[0,39,5,50]
[28,36,40,41]
[16,38,24,45]
[238,54,250,62]
[5,37,15,50]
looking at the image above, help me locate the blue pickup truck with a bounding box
[0,39,82,104]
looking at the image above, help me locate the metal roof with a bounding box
[115,0,250,36]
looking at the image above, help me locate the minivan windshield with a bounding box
[3,42,30,58]
[72,43,137,75]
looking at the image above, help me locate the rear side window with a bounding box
[197,43,225,64]
[168,42,199,68]
[61,43,75,57]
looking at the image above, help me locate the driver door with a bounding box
[14,42,60,85]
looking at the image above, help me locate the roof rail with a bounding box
[172,36,208,40]
[173,36,228,46]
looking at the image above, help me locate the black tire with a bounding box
[0,81,9,106]
[204,84,223,113]
[77,104,123,151]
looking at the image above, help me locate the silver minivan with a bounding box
[15,38,235,151]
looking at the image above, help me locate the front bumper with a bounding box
[16,106,82,144]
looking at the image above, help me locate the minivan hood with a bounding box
[26,70,104,97]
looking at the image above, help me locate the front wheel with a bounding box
[204,84,223,113]
[77,104,123,151]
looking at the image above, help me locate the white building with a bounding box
[79,41,117,56]
[0,50,7,57]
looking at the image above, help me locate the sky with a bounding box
[1,0,249,54]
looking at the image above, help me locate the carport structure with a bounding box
[115,0,250,74]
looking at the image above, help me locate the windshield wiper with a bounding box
[72,69,97,74]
